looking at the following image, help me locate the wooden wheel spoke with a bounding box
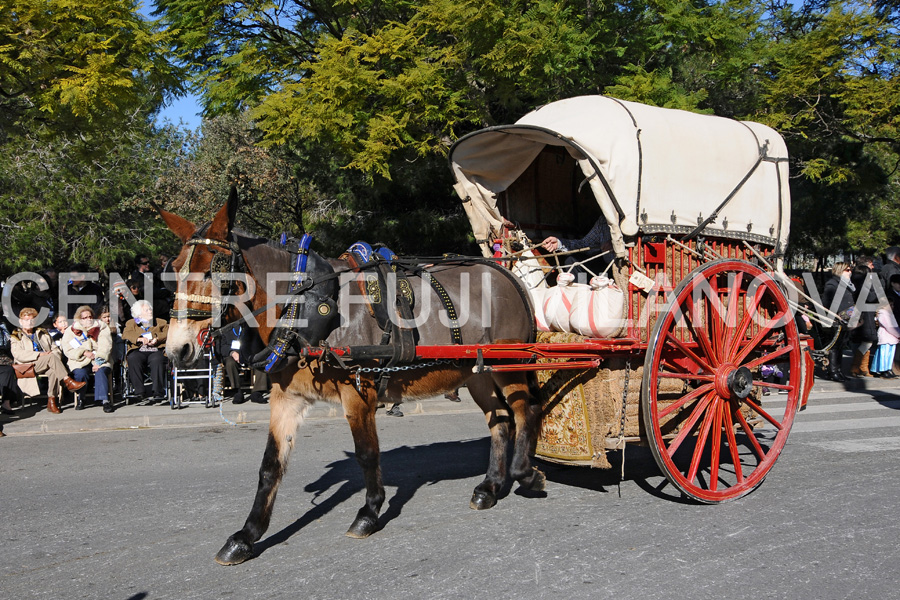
[659,382,715,419]
[666,391,715,457]
[683,306,718,368]
[657,372,715,382]
[722,405,744,485]
[733,318,785,366]
[733,405,767,461]
[726,283,767,359]
[708,399,725,491]
[742,343,794,370]
[688,395,719,485]
[722,272,744,357]
[741,396,786,430]
[707,282,726,360]
[664,332,715,374]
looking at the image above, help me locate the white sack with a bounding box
[569,276,625,338]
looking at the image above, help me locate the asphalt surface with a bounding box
[3,380,900,600]
[2,374,898,437]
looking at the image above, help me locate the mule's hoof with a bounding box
[519,468,546,492]
[346,515,379,539]
[214,536,254,566]
[469,490,497,510]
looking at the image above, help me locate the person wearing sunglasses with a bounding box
[62,305,114,412]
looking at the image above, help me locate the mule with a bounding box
[159,190,545,565]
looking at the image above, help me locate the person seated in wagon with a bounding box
[541,217,613,282]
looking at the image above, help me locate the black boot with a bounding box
[75,395,85,410]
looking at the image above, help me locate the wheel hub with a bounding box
[714,364,754,399]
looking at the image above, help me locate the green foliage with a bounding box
[0,0,183,144]
[757,1,900,255]
[0,123,189,276]
[3,0,900,267]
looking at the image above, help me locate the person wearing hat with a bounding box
[10,307,87,414]
[62,305,114,412]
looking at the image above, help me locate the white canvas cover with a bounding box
[450,96,790,258]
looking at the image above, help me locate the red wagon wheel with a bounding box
[641,259,801,503]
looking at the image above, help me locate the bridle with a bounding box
[169,228,248,323]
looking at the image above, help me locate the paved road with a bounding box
[2,382,900,599]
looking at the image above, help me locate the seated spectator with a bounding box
[10,307,86,414]
[215,325,269,404]
[63,305,114,413]
[0,320,23,415]
[122,300,168,404]
[99,308,125,364]
[48,313,69,352]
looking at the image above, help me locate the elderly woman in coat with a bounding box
[62,305,114,412]
[10,307,86,414]
[122,299,168,403]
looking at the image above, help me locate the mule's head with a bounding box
[160,188,248,368]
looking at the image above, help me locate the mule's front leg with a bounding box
[215,433,284,565]
[215,394,304,565]
[344,395,385,538]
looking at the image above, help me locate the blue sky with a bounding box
[157,93,203,130]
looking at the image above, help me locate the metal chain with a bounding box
[618,358,631,486]
[354,360,456,392]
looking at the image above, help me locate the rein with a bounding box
[195,251,496,341]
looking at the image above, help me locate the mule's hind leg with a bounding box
[342,389,385,538]
[495,372,545,491]
[215,390,307,565]
[466,374,512,510]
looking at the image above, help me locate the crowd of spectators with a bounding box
[4,244,900,433]
[0,254,269,430]
[818,246,900,382]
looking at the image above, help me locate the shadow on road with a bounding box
[255,438,495,556]
[254,437,694,558]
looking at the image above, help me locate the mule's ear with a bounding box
[155,203,196,243]
[208,186,239,241]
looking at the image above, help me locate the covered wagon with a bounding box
[448,95,814,502]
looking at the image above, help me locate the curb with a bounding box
[3,377,899,437]
[0,391,481,436]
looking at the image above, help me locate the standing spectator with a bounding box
[132,254,173,318]
[122,300,168,404]
[131,254,153,282]
[880,246,900,292]
[10,307,86,414]
[215,325,269,404]
[64,265,104,319]
[848,257,878,378]
[822,262,855,382]
[63,305,114,412]
[871,301,900,378]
